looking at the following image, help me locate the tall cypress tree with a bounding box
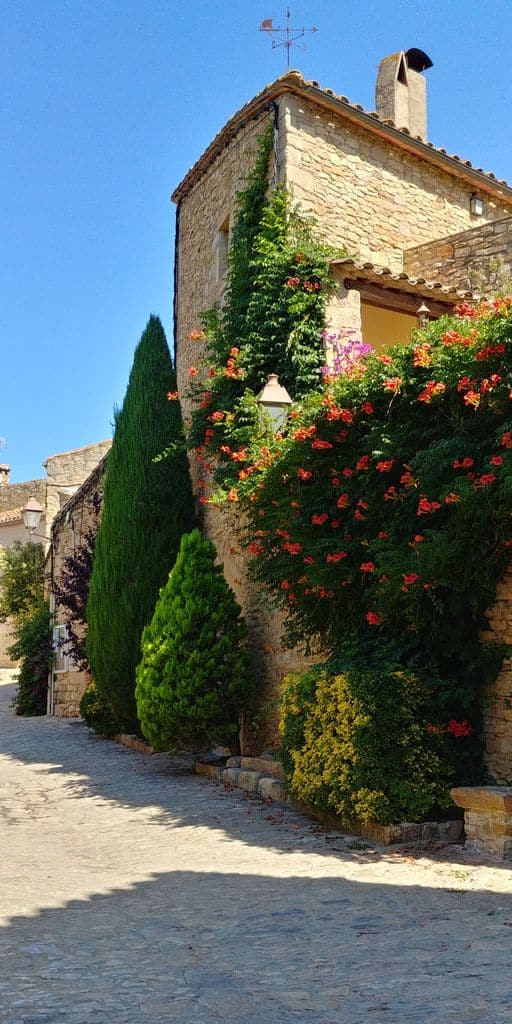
[86,315,194,731]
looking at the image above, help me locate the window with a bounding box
[53,624,69,673]
[215,215,230,282]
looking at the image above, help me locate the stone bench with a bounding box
[451,786,512,860]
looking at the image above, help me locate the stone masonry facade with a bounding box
[404,214,512,294]
[173,71,512,759]
[48,455,108,717]
[279,89,510,271]
[44,440,112,528]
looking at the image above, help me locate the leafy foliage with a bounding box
[79,681,122,737]
[8,602,52,716]
[0,540,49,716]
[86,316,195,732]
[236,299,512,787]
[280,664,450,825]
[184,127,341,491]
[0,541,45,622]
[52,493,101,672]
[135,529,253,752]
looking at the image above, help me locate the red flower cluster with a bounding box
[311,439,333,450]
[282,541,302,555]
[447,719,473,737]
[366,611,382,625]
[418,380,446,403]
[417,496,441,515]
[382,377,402,392]
[475,343,505,361]
[326,551,347,563]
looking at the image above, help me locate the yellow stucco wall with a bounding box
[361,303,418,350]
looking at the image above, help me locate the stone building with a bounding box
[172,53,512,766]
[0,441,111,672]
[47,454,108,717]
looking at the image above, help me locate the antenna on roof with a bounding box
[259,7,318,70]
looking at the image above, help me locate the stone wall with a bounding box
[482,565,512,782]
[0,478,45,515]
[44,441,111,529]
[175,109,274,394]
[280,93,511,272]
[48,457,107,717]
[173,84,512,752]
[404,215,512,293]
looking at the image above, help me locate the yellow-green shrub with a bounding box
[280,666,450,825]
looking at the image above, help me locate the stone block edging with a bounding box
[451,786,512,860]
[196,757,463,847]
[111,733,154,754]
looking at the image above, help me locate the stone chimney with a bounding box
[375,48,433,142]
[0,465,10,486]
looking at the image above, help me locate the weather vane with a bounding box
[260,7,318,69]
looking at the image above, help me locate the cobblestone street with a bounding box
[1,671,512,1023]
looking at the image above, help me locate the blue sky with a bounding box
[2,0,511,481]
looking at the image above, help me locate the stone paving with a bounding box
[1,669,512,1024]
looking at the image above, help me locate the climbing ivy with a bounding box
[180,126,342,490]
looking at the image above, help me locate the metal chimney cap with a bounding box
[405,48,433,73]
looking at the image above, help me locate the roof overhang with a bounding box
[331,258,476,319]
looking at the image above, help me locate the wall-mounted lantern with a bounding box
[416,302,431,329]
[470,194,484,216]
[256,374,293,433]
[22,496,45,536]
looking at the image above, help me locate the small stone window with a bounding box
[53,624,69,673]
[215,216,230,282]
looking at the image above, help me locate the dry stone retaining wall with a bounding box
[404,215,512,293]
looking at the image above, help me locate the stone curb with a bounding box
[195,760,464,847]
[111,733,154,755]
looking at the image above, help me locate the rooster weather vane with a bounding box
[260,7,318,69]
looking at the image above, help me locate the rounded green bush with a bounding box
[79,681,122,737]
[135,529,253,752]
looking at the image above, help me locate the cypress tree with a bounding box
[135,529,253,752]
[86,315,194,731]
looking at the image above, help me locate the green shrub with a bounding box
[86,315,195,732]
[135,529,253,752]
[9,602,52,716]
[280,664,451,825]
[0,540,45,623]
[79,681,122,737]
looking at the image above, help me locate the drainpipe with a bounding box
[173,199,181,372]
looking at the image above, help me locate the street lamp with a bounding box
[256,374,293,433]
[416,302,431,329]
[22,496,45,536]
[470,194,484,217]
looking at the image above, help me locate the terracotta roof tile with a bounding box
[0,508,23,525]
[330,258,477,302]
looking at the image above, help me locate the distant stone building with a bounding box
[172,53,512,766]
[0,441,111,672]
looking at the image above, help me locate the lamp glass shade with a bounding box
[416,302,431,328]
[470,194,483,216]
[256,374,293,433]
[22,497,44,533]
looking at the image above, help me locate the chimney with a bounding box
[375,48,433,142]
[0,464,10,486]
